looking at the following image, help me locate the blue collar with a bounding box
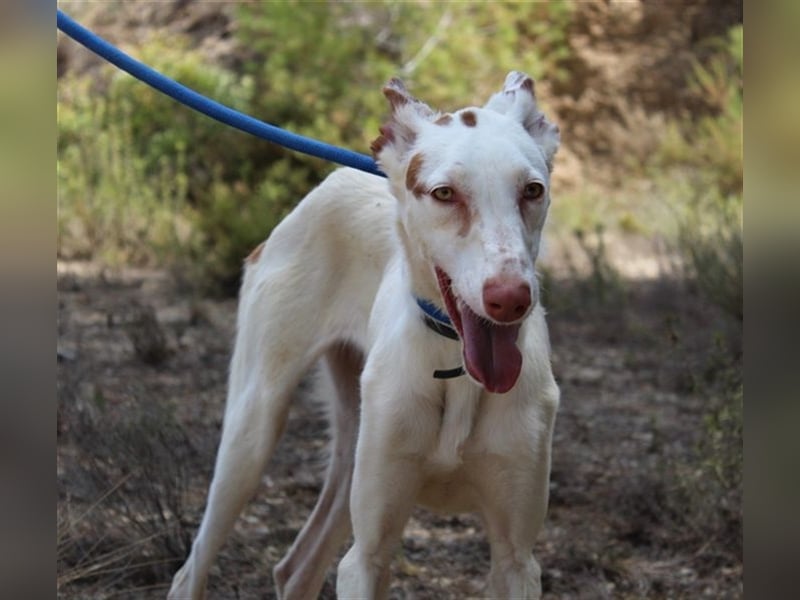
[416,297,453,327]
[415,297,464,379]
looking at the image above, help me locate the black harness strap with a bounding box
[432,365,466,379]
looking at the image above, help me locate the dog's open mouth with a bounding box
[435,268,523,394]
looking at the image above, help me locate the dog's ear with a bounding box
[485,71,560,171]
[371,78,435,173]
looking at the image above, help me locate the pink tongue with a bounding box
[460,304,522,393]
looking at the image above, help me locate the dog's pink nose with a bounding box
[483,279,532,323]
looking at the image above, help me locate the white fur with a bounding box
[169,71,560,600]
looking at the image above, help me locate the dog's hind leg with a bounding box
[168,369,307,600]
[168,284,320,600]
[273,343,363,599]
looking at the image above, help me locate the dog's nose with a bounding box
[483,279,532,323]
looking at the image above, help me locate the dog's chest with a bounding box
[416,388,497,513]
[425,379,521,471]
[417,377,537,512]
[425,378,482,470]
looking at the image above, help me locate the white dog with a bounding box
[168,71,560,600]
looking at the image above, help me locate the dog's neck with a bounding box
[394,218,444,311]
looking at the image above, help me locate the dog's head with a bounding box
[372,71,560,393]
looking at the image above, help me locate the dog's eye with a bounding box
[431,187,455,202]
[522,182,545,201]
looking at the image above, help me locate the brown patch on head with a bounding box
[405,153,426,197]
[370,135,388,157]
[436,186,474,237]
[245,241,265,264]
[383,87,409,110]
[370,136,386,156]
[435,114,453,126]
[454,202,474,237]
[383,78,435,120]
[370,124,394,157]
[460,110,477,127]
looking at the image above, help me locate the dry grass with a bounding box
[57,379,201,597]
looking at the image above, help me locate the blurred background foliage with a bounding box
[57,2,740,308]
[57,1,577,293]
[56,0,742,354]
[654,24,743,320]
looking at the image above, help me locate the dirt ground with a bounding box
[56,250,742,599]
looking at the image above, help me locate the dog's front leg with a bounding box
[478,459,550,600]
[336,347,439,599]
[336,454,420,599]
[477,408,555,600]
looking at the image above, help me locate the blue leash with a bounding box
[56,9,385,178]
[57,9,462,379]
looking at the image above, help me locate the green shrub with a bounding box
[648,27,743,565]
[58,2,577,292]
[58,74,194,265]
[236,1,574,142]
[655,25,743,321]
[57,35,272,288]
[659,26,742,198]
